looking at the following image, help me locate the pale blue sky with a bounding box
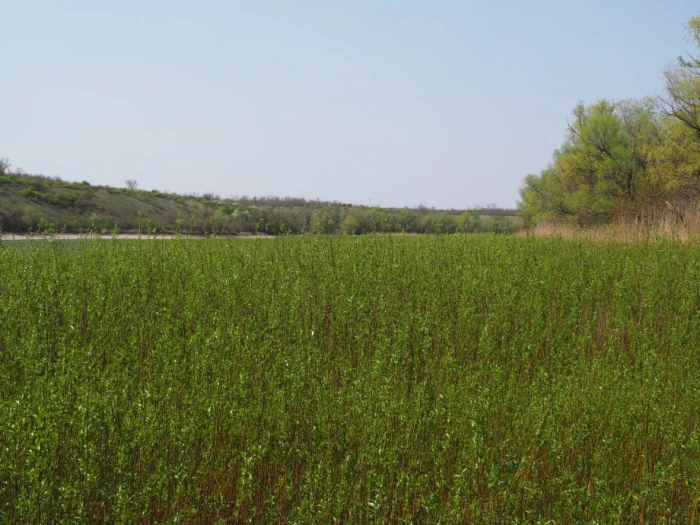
[2,1,697,208]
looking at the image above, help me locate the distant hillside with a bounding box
[0,167,521,235]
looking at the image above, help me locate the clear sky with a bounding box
[2,1,698,208]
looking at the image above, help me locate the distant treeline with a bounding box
[519,15,700,227]
[0,165,519,235]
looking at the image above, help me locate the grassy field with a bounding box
[0,234,699,523]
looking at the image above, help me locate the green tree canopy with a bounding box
[520,14,700,226]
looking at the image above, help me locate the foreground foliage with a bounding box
[0,235,699,523]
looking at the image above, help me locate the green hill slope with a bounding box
[0,174,213,233]
[0,170,521,235]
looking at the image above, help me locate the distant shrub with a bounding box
[341,214,361,235]
[457,211,479,233]
[0,205,26,231]
[434,214,459,234]
[20,188,43,201]
[0,175,16,187]
[482,217,509,234]
[20,188,84,210]
[311,206,337,234]
[397,210,418,232]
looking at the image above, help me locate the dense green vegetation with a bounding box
[1,234,698,523]
[520,16,700,227]
[0,161,519,235]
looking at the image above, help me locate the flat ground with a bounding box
[1,235,698,523]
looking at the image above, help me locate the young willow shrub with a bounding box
[0,235,698,523]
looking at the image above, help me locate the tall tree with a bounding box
[520,15,700,226]
[660,16,700,136]
[520,99,660,225]
[647,116,700,203]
